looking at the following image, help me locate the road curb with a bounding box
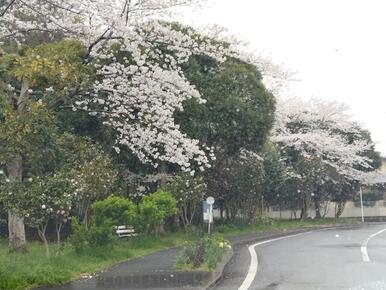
[201,246,234,290]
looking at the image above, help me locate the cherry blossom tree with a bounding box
[272,97,374,181]
[272,97,380,218]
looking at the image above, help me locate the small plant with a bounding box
[175,234,230,270]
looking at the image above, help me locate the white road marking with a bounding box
[361,228,386,262]
[238,232,307,290]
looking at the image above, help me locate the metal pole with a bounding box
[360,187,364,223]
[208,204,212,235]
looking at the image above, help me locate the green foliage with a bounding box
[178,57,275,154]
[0,172,76,224]
[88,224,114,248]
[56,137,120,225]
[70,196,135,252]
[175,234,229,270]
[214,223,238,234]
[262,144,287,203]
[69,219,89,254]
[69,218,114,253]
[139,190,177,234]
[91,196,136,227]
[165,172,206,231]
[176,56,276,219]
[0,40,87,90]
[0,101,59,175]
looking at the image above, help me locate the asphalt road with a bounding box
[214,223,386,290]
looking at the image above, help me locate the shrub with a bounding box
[176,234,230,270]
[88,223,114,247]
[69,219,90,253]
[70,195,136,252]
[139,190,177,235]
[91,196,136,227]
[70,218,115,253]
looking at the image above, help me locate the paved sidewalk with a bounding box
[36,224,359,290]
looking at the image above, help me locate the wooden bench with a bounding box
[115,225,137,238]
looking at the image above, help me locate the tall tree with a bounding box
[175,56,275,217]
[0,40,87,251]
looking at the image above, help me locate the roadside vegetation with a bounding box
[175,234,230,271]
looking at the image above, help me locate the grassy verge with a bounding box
[0,218,356,290]
[0,233,199,290]
[216,217,358,237]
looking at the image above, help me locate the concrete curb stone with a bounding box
[201,246,234,290]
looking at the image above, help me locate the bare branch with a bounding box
[0,0,16,17]
[0,28,55,40]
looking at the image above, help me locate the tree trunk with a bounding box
[314,199,321,219]
[300,193,309,220]
[335,201,346,218]
[219,204,224,220]
[37,224,50,257]
[155,224,166,236]
[7,78,30,252]
[180,206,188,232]
[159,162,167,187]
[322,201,329,218]
[8,212,26,252]
[6,155,27,252]
[225,207,230,221]
[55,222,63,256]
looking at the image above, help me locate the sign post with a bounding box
[203,197,215,235]
[360,186,364,223]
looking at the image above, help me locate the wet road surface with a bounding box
[214,223,386,290]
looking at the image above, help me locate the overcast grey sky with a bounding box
[179,0,386,155]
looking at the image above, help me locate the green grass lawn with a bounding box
[0,218,356,290]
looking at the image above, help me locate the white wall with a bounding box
[267,201,386,219]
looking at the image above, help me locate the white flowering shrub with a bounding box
[165,172,206,231]
[0,172,79,256]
